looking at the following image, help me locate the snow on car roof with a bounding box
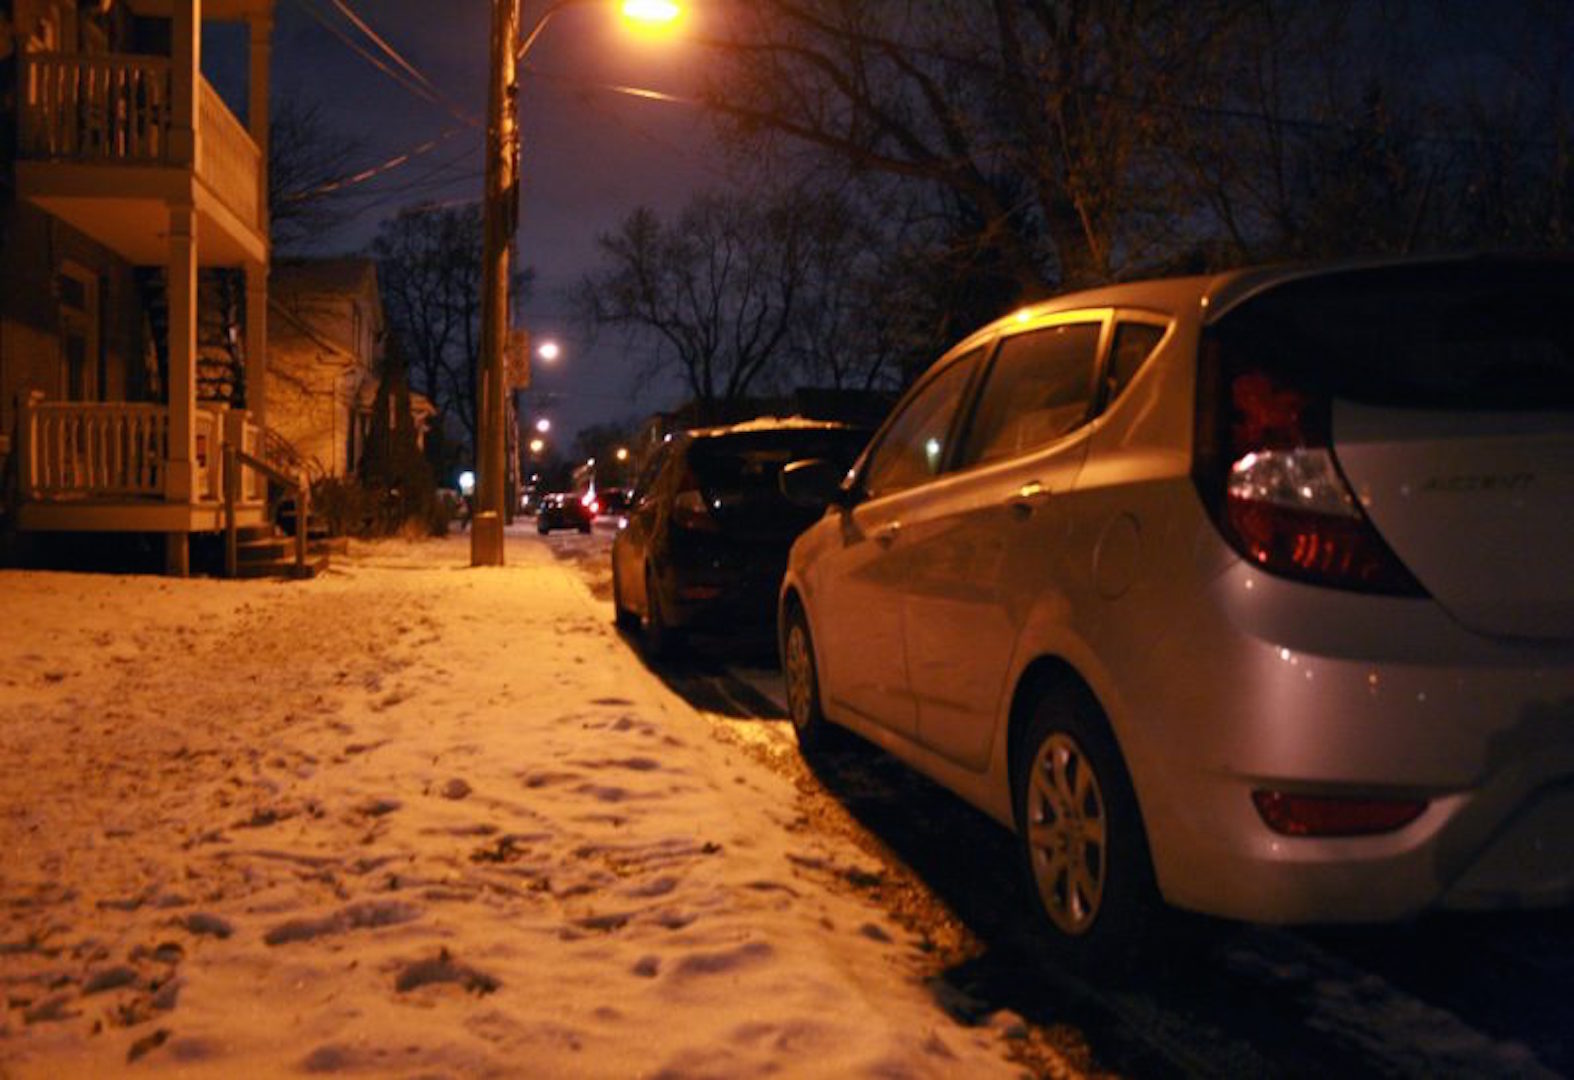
[686,416,862,438]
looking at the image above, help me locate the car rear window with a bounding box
[1210,260,1574,411]
[688,428,870,499]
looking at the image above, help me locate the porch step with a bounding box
[231,525,338,580]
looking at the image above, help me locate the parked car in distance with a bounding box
[777,254,1574,969]
[598,487,633,515]
[612,418,872,657]
[536,491,594,534]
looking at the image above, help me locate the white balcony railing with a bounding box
[19,52,262,233]
[20,51,172,162]
[197,77,262,229]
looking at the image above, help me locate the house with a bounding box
[0,0,276,575]
[266,257,432,482]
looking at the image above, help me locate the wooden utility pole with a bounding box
[473,0,518,566]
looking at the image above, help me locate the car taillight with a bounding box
[1196,345,1426,596]
[1252,790,1428,837]
[671,488,719,532]
[581,493,599,516]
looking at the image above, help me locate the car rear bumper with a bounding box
[1106,553,1574,924]
[660,562,782,631]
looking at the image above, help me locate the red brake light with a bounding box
[1253,790,1428,837]
[1198,350,1426,596]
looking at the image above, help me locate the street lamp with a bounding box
[473,0,681,566]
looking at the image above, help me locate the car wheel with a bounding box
[579,521,592,534]
[781,601,843,754]
[611,559,639,632]
[537,522,549,535]
[1013,687,1160,971]
[642,563,683,659]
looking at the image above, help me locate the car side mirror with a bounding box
[780,458,852,509]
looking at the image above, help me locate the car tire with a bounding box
[537,522,549,535]
[642,563,683,659]
[578,522,592,534]
[781,601,844,755]
[1012,687,1160,972]
[611,559,639,632]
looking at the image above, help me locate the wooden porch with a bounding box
[4,1,284,575]
[14,395,270,534]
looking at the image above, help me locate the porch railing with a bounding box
[18,395,265,506]
[19,51,173,162]
[22,400,169,497]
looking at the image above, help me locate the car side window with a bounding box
[633,444,671,505]
[958,322,1102,468]
[1105,321,1167,404]
[861,347,983,499]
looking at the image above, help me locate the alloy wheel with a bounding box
[1024,732,1108,935]
[784,621,815,733]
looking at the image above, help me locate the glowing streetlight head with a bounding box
[528,438,545,454]
[622,0,681,25]
[615,447,629,462]
[535,417,552,434]
[537,340,561,362]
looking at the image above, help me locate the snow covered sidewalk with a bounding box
[1,532,1027,1077]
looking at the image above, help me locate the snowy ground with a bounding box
[0,529,1043,1078]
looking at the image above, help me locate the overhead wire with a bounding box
[281,0,493,210]
[291,0,444,108]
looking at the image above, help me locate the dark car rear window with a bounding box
[684,429,870,530]
[689,428,869,494]
[1210,260,1574,411]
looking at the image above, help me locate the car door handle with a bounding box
[875,522,902,548]
[1008,481,1051,520]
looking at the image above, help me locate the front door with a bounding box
[905,317,1106,771]
[813,345,986,737]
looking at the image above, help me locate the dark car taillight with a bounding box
[671,464,720,532]
[1195,340,1427,595]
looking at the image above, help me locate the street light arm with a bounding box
[517,0,591,62]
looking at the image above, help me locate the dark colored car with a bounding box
[536,492,594,534]
[598,487,633,514]
[610,419,872,656]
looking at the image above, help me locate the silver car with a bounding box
[778,255,1574,966]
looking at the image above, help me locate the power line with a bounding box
[292,0,480,129]
[292,0,442,107]
[280,125,472,200]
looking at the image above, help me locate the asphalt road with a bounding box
[542,522,1574,1079]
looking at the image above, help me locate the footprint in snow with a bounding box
[521,769,582,789]
[264,899,421,945]
[394,948,500,995]
[571,756,661,773]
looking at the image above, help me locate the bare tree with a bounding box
[701,0,1228,294]
[579,192,818,422]
[704,0,1574,298]
[370,204,484,446]
[268,97,364,253]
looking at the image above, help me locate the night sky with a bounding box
[215,0,730,457]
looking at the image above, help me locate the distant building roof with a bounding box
[272,258,380,302]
